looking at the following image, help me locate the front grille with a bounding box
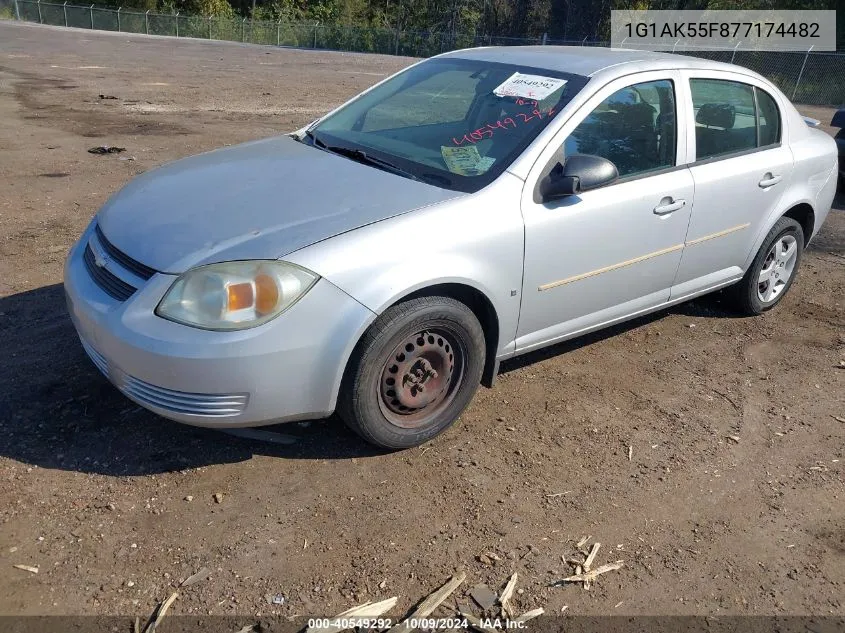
[94,224,156,281]
[122,375,248,417]
[83,244,137,301]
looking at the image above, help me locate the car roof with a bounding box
[441,46,754,79]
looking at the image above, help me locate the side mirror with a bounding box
[539,154,619,202]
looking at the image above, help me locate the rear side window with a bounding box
[564,79,676,178]
[691,79,781,161]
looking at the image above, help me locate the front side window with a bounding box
[691,79,781,161]
[563,79,677,178]
[310,58,589,193]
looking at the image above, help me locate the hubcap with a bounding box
[379,329,463,429]
[757,234,798,304]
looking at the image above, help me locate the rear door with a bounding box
[671,72,794,298]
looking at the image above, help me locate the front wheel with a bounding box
[728,217,804,315]
[338,296,486,449]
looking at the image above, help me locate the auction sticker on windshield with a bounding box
[493,73,567,100]
[441,145,496,176]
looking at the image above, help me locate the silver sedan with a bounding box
[64,46,838,449]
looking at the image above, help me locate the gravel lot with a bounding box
[0,20,843,621]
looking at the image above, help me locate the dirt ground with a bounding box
[0,20,843,622]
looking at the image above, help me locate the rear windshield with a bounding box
[308,57,589,193]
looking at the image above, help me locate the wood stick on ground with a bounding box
[457,609,499,633]
[583,543,601,571]
[576,535,591,549]
[498,572,518,618]
[558,561,624,584]
[306,597,398,633]
[579,562,590,590]
[513,608,544,624]
[12,564,38,574]
[145,591,179,633]
[133,617,140,633]
[180,567,210,587]
[388,573,465,633]
[712,389,741,412]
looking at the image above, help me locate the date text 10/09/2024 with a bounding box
[306,618,531,630]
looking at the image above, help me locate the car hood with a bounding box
[97,136,462,274]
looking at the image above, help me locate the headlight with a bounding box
[156,261,318,330]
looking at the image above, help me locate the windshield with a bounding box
[307,57,589,193]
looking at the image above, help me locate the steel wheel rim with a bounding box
[757,234,798,304]
[378,328,465,429]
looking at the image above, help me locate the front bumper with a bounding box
[63,223,376,428]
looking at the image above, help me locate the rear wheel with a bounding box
[728,217,803,315]
[339,296,485,449]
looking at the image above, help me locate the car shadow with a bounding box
[0,283,748,476]
[0,284,383,477]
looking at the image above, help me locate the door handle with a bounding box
[653,198,686,216]
[758,173,782,188]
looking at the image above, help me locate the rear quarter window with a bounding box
[755,88,781,147]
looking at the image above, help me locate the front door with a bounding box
[517,72,693,353]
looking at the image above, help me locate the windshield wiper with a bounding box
[305,130,427,184]
[326,145,424,182]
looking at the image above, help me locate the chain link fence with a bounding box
[7,0,844,105]
[653,45,844,106]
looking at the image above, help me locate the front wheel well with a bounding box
[397,283,500,388]
[783,203,815,246]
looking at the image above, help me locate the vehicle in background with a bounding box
[832,108,845,181]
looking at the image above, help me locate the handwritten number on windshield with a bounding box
[451,102,556,146]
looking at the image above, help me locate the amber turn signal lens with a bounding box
[227,282,254,311]
[254,273,280,316]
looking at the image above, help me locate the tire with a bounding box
[338,296,486,450]
[728,217,804,315]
